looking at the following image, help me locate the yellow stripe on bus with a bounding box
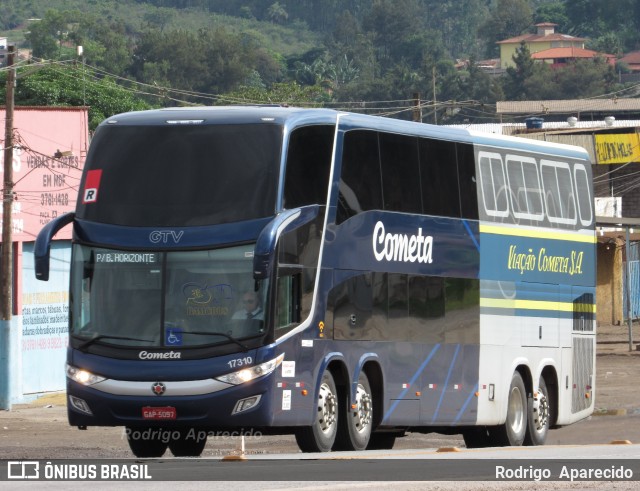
[479,224,596,243]
[480,297,596,313]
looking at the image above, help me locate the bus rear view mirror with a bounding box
[34,212,75,281]
[253,205,321,281]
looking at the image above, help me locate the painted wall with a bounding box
[20,242,71,396]
[0,107,87,404]
[597,240,624,325]
[0,107,88,242]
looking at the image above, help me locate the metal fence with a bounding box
[623,242,640,321]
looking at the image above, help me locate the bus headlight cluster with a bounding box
[216,354,284,386]
[66,364,106,386]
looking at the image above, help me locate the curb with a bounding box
[13,391,66,409]
[594,408,628,416]
[593,408,640,416]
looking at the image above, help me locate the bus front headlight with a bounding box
[216,354,284,386]
[66,364,106,386]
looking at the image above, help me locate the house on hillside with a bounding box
[531,46,615,68]
[497,23,586,69]
[619,51,640,72]
[618,51,640,83]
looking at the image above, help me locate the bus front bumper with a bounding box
[66,375,275,429]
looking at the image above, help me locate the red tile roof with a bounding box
[620,51,640,65]
[498,33,585,44]
[531,47,615,60]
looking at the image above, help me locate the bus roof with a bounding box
[101,106,590,162]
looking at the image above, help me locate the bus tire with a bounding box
[493,371,527,446]
[524,378,550,446]
[168,430,208,457]
[126,427,168,458]
[335,371,373,451]
[295,370,339,452]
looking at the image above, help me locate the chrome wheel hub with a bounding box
[317,382,337,434]
[353,383,373,433]
[532,390,549,432]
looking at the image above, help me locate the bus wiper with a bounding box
[76,334,155,352]
[185,331,251,352]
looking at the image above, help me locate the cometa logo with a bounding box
[138,351,182,360]
[372,221,434,264]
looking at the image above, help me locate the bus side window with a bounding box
[574,164,593,227]
[478,152,509,219]
[379,133,422,214]
[456,143,478,220]
[337,130,383,224]
[505,156,544,221]
[419,138,460,218]
[284,125,334,209]
[275,273,301,334]
[541,160,577,225]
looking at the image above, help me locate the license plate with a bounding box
[142,406,176,420]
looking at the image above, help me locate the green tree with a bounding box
[478,0,533,57]
[25,10,72,60]
[363,0,422,70]
[1,64,151,130]
[564,0,640,52]
[422,0,490,59]
[221,81,329,106]
[503,41,537,100]
[267,2,289,24]
[534,2,569,32]
[590,33,623,57]
[554,58,617,99]
[76,19,133,75]
[143,7,176,31]
[440,58,504,123]
[131,27,278,98]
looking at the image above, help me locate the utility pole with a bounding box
[1,44,15,321]
[432,66,437,125]
[1,44,15,410]
[412,92,422,122]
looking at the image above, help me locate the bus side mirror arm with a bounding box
[34,212,75,281]
[253,205,320,281]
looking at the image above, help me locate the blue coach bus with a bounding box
[35,106,596,457]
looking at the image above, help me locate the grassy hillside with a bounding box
[0,0,321,57]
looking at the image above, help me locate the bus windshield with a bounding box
[70,243,268,349]
[76,123,282,227]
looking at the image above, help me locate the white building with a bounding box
[0,37,8,67]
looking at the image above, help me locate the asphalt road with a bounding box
[1,323,639,491]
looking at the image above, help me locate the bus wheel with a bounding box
[295,370,339,452]
[524,378,550,446]
[493,371,527,446]
[335,371,373,451]
[125,427,168,457]
[169,430,208,457]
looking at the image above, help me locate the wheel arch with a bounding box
[360,357,384,428]
[321,354,349,393]
[540,364,559,427]
[515,363,533,399]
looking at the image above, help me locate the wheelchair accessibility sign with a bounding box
[165,327,183,346]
